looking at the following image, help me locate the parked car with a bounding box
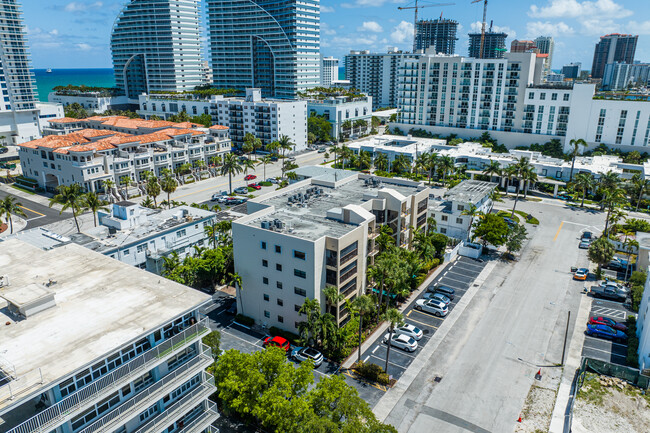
[599,281,629,296]
[225,198,246,205]
[234,187,249,194]
[226,302,237,315]
[573,268,589,280]
[588,285,627,302]
[502,216,516,227]
[266,178,279,184]
[585,324,628,342]
[248,183,262,190]
[291,346,323,367]
[244,174,257,181]
[578,240,591,249]
[423,292,451,306]
[588,316,628,332]
[383,333,418,352]
[0,147,7,154]
[557,191,571,200]
[603,257,628,271]
[263,336,291,353]
[211,192,227,201]
[395,324,423,341]
[288,156,296,162]
[414,299,449,317]
[318,148,326,153]
[427,285,455,300]
[581,231,593,241]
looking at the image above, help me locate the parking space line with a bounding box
[409,308,445,321]
[584,335,627,348]
[364,356,369,362]
[582,346,627,359]
[373,345,419,360]
[372,346,378,354]
[446,269,476,279]
[368,354,407,370]
[457,261,484,270]
[221,327,264,349]
[404,314,439,330]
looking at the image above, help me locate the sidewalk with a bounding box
[548,293,593,433]
[0,183,60,209]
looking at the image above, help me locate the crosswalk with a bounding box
[591,306,627,320]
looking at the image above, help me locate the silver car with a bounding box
[383,333,418,352]
[423,292,451,306]
[415,299,449,317]
[395,324,423,341]
[291,347,323,367]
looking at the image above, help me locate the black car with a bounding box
[428,285,455,300]
[581,231,593,241]
[0,147,8,154]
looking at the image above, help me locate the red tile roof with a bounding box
[48,117,84,124]
[209,125,229,130]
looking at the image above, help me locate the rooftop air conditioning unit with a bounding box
[261,221,270,229]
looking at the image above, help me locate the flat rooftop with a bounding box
[245,170,426,241]
[348,135,447,153]
[444,180,497,204]
[0,240,210,409]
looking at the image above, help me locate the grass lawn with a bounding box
[11,184,36,195]
[514,210,540,225]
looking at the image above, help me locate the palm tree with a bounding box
[220,153,243,194]
[510,157,532,217]
[278,134,294,159]
[376,225,395,253]
[102,178,115,195]
[438,155,455,181]
[568,138,587,181]
[350,295,374,364]
[341,120,352,137]
[520,165,538,199]
[49,183,85,232]
[141,196,155,209]
[209,155,222,167]
[204,223,218,249]
[82,192,109,227]
[0,195,26,234]
[383,307,405,373]
[241,158,256,177]
[298,298,321,346]
[160,170,178,209]
[461,204,483,241]
[119,175,131,199]
[145,175,161,207]
[368,253,393,321]
[503,165,518,196]
[483,160,502,183]
[316,313,337,351]
[602,188,626,236]
[588,237,615,276]
[424,152,439,185]
[228,272,244,315]
[330,144,340,167]
[630,173,650,212]
[259,155,273,180]
[573,172,594,207]
[392,154,411,174]
[358,151,372,170]
[339,145,352,169]
[323,286,344,317]
[374,153,389,172]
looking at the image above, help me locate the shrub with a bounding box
[377,373,390,385]
[356,361,388,383]
[269,326,300,345]
[624,218,650,233]
[626,316,639,367]
[235,314,254,327]
[259,181,273,186]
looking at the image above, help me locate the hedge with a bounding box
[356,360,390,385]
[235,314,254,327]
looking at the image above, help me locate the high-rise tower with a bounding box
[591,33,638,79]
[468,30,507,59]
[414,18,458,54]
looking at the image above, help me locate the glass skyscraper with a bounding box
[207,0,320,98]
[111,0,204,99]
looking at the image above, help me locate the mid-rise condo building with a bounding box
[111,0,205,99]
[0,239,217,433]
[414,18,458,54]
[321,57,339,87]
[561,63,582,80]
[306,95,372,140]
[207,0,320,98]
[602,62,650,90]
[534,36,554,75]
[232,167,430,331]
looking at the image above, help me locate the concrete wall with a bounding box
[637,269,650,372]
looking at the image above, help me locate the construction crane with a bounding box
[398,1,455,52]
[471,0,488,59]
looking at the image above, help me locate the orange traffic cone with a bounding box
[517,415,522,423]
[535,369,542,380]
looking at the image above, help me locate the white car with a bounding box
[266,178,279,184]
[415,299,449,317]
[383,333,418,352]
[291,347,323,367]
[234,187,249,194]
[395,324,423,341]
[423,292,451,306]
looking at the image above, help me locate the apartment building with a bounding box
[344,49,420,109]
[111,1,204,99]
[429,180,496,240]
[510,40,537,53]
[207,0,320,98]
[0,239,216,433]
[468,30,508,59]
[5,202,217,275]
[232,168,430,331]
[561,63,582,80]
[602,62,650,90]
[414,18,458,54]
[321,57,339,87]
[591,33,638,79]
[18,116,231,192]
[48,91,130,114]
[636,258,650,372]
[138,89,307,151]
[306,95,372,140]
[347,135,446,167]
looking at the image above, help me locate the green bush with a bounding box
[259,181,273,186]
[377,373,390,385]
[235,314,254,327]
[624,218,650,233]
[626,316,639,367]
[356,361,388,383]
[269,326,301,345]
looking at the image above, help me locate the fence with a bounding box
[578,357,650,390]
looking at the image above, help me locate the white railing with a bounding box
[6,321,209,433]
[174,401,219,433]
[77,349,212,433]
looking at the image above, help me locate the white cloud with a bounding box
[359,21,383,33]
[470,21,516,39]
[526,21,575,37]
[321,22,337,36]
[528,0,632,19]
[320,5,335,13]
[627,21,650,35]
[75,43,92,51]
[390,21,413,44]
[64,1,103,12]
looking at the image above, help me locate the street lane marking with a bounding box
[25,215,45,222]
[18,205,45,217]
[553,221,564,241]
[372,346,378,354]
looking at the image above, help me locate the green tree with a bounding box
[568,138,587,181]
[482,160,502,183]
[602,188,626,236]
[308,113,332,142]
[438,155,455,181]
[298,298,322,346]
[167,110,190,123]
[0,195,26,234]
[503,165,518,196]
[461,204,483,241]
[220,153,243,194]
[383,307,405,372]
[588,237,615,275]
[82,192,109,227]
[472,213,509,248]
[102,178,115,194]
[374,153,389,172]
[368,252,394,321]
[63,102,88,119]
[191,113,212,127]
[119,175,131,199]
[505,224,528,258]
[160,169,178,209]
[510,157,533,216]
[259,154,273,180]
[145,175,161,207]
[573,172,595,207]
[350,295,374,364]
[323,286,344,317]
[49,183,85,232]
[630,173,650,212]
[423,152,439,185]
[203,330,221,362]
[520,165,538,199]
[391,154,411,174]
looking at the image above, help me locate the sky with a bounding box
[22,0,650,71]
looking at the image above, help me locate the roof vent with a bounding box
[1,284,56,318]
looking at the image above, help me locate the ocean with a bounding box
[34,68,116,102]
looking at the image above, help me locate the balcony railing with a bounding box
[174,401,219,433]
[7,322,209,433]
[77,348,212,433]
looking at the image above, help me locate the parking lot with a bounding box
[582,297,633,366]
[345,256,488,405]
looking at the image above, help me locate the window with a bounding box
[276,263,282,271]
[440,228,447,234]
[528,92,534,99]
[456,218,463,224]
[275,245,282,253]
[263,277,269,285]
[551,93,557,101]
[295,304,301,312]
[264,294,269,301]
[176,229,186,237]
[563,94,570,101]
[264,310,270,318]
[441,215,448,221]
[293,250,306,260]
[294,287,306,297]
[261,241,267,249]
[540,93,546,100]
[278,316,284,323]
[123,249,130,256]
[276,281,283,289]
[277,299,283,306]
[294,269,306,279]
[457,204,464,211]
[262,259,268,267]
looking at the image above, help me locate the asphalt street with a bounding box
[0,189,70,229]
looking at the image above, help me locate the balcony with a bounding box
[174,402,219,433]
[6,322,209,433]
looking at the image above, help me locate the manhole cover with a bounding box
[434,376,442,383]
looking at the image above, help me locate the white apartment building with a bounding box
[48,91,130,114]
[428,180,496,240]
[602,62,650,90]
[320,57,339,87]
[306,96,372,140]
[345,49,420,109]
[347,135,446,167]
[5,202,217,275]
[636,256,650,372]
[18,116,231,193]
[0,239,217,433]
[232,167,430,331]
[138,89,307,151]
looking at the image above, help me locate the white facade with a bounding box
[48,92,130,114]
[637,262,650,372]
[320,56,339,87]
[232,168,430,331]
[603,62,650,90]
[0,239,216,433]
[534,36,554,75]
[307,96,372,140]
[347,135,446,167]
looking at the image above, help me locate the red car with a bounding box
[588,316,628,332]
[248,183,262,190]
[263,336,290,352]
[244,174,257,181]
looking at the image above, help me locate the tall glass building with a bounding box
[111,0,204,99]
[207,0,320,98]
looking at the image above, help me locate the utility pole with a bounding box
[471,0,488,59]
[398,2,455,52]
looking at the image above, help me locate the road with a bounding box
[0,189,71,229]
[380,197,608,433]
